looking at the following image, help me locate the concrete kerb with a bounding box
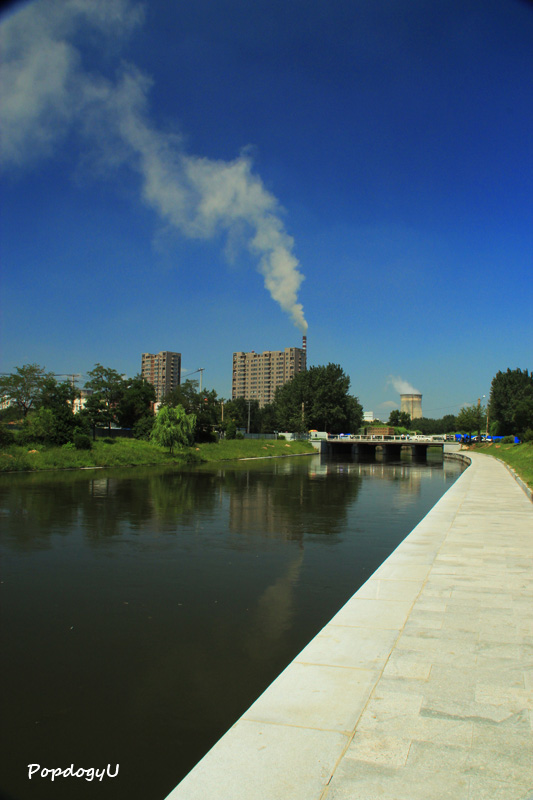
[495,457,533,502]
[165,452,533,800]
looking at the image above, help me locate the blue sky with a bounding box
[1,0,532,419]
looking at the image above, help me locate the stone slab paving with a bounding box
[165,453,533,800]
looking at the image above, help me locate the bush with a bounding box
[102,437,116,445]
[195,429,218,443]
[501,435,515,444]
[225,420,237,440]
[277,434,286,440]
[235,431,244,440]
[0,426,15,447]
[73,432,92,450]
[61,442,76,450]
[520,428,533,443]
[132,416,154,440]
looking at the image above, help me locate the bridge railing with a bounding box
[327,435,445,443]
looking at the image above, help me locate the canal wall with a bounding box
[165,451,533,800]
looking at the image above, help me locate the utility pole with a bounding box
[187,368,205,393]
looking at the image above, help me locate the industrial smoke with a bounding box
[0,0,308,333]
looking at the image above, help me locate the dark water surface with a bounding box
[0,453,465,800]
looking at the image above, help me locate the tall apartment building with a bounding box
[141,351,181,402]
[232,338,307,407]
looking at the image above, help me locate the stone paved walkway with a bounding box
[165,452,533,800]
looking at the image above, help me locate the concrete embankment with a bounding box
[165,452,533,800]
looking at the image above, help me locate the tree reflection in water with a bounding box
[0,454,465,800]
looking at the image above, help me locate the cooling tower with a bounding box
[401,393,423,419]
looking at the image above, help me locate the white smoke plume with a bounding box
[389,375,421,395]
[0,0,308,332]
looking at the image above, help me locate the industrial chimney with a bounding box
[401,393,423,419]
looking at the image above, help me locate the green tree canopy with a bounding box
[37,377,84,444]
[409,415,457,435]
[0,363,52,417]
[223,397,261,433]
[388,410,411,428]
[489,368,533,436]
[150,404,196,452]
[258,402,278,434]
[456,403,486,439]
[116,376,156,428]
[273,364,363,434]
[84,364,126,429]
[163,379,221,440]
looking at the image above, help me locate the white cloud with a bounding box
[0,0,307,331]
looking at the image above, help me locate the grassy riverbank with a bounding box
[467,442,533,491]
[0,437,316,473]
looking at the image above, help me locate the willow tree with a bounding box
[150,404,196,453]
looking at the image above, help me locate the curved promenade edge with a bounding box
[165,452,533,800]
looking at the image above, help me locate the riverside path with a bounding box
[165,452,533,800]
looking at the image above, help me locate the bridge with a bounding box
[312,434,447,459]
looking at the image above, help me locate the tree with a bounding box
[223,397,261,433]
[150,404,196,453]
[38,377,83,444]
[407,415,457,435]
[456,403,486,440]
[388,410,411,428]
[441,414,457,434]
[0,363,52,417]
[259,402,278,434]
[116,376,156,428]
[273,364,363,434]
[84,364,126,430]
[272,371,309,432]
[163,379,222,440]
[489,368,533,436]
[162,379,201,412]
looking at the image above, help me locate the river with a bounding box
[0,451,465,800]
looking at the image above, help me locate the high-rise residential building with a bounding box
[141,351,181,402]
[232,338,307,407]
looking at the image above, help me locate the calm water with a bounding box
[0,452,465,800]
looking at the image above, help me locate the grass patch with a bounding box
[470,442,533,491]
[192,438,315,462]
[0,439,188,472]
[0,437,315,473]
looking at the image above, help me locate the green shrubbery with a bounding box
[0,427,15,447]
[132,416,154,440]
[73,432,92,450]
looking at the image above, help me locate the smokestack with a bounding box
[401,393,423,419]
[302,335,307,352]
